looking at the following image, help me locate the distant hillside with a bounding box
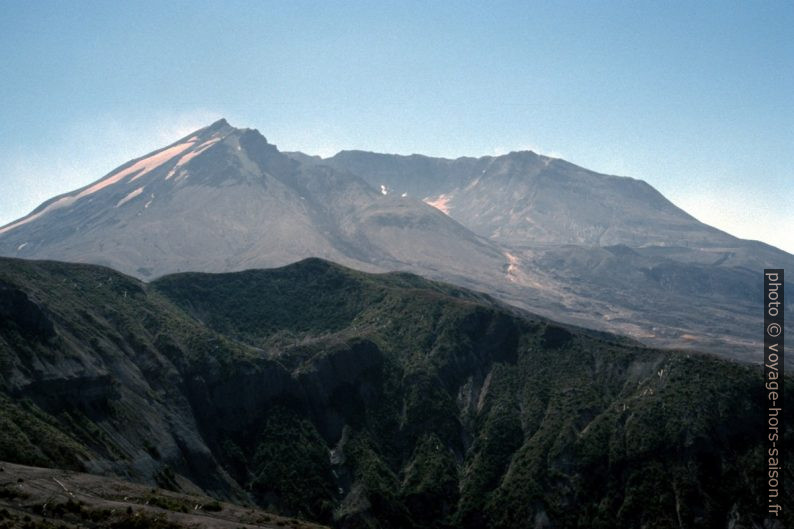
[0,256,790,528]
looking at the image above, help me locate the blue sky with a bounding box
[1,1,792,251]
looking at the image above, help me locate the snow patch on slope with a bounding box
[116,187,145,207]
[423,194,451,215]
[505,252,520,282]
[0,141,196,234]
[0,196,77,234]
[166,138,221,180]
[127,141,196,182]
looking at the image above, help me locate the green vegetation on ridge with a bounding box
[0,256,791,529]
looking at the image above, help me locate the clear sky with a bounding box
[1,1,792,251]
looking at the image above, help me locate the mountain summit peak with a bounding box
[195,119,274,146]
[200,118,234,136]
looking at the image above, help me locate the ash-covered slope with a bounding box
[314,148,794,360]
[323,149,781,254]
[2,120,791,360]
[0,257,790,528]
[0,120,505,288]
